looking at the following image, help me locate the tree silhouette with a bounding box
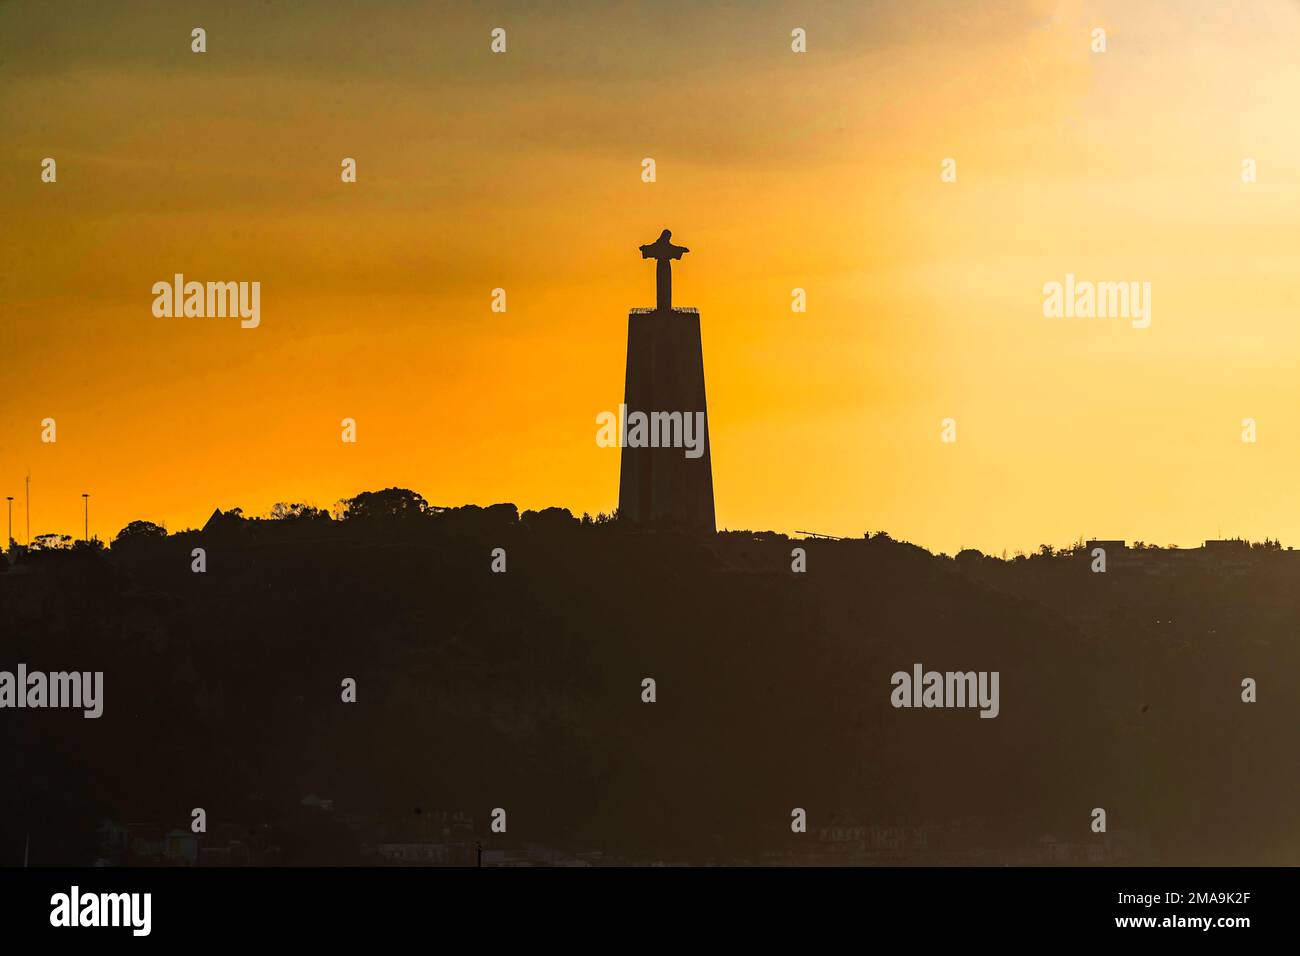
[113,520,167,545]
[270,502,328,521]
[340,487,429,521]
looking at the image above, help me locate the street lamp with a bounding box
[5,497,12,549]
[82,493,89,544]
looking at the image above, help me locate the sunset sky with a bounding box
[5,0,1300,555]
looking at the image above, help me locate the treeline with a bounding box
[1,491,1296,865]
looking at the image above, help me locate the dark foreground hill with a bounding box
[2,496,1296,865]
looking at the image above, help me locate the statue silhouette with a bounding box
[639,229,689,312]
[622,229,714,532]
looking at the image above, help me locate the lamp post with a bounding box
[5,496,11,549]
[82,493,89,544]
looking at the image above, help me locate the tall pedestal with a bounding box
[617,307,716,532]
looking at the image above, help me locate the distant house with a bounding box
[164,829,199,865]
[1203,538,1250,553]
[199,843,254,867]
[126,824,165,863]
[122,824,198,865]
[197,822,260,867]
[1035,829,1149,865]
[817,812,866,853]
[375,843,456,865]
[201,508,244,534]
[97,819,130,862]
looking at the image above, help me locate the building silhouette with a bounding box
[618,231,715,532]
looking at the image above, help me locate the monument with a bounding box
[617,230,716,532]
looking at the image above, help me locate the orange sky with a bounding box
[5,0,1300,555]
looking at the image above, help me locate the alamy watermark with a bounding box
[1043,274,1150,329]
[596,404,706,459]
[152,274,260,329]
[50,886,150,936]
[890,663,999,718]
[0,664,103,718]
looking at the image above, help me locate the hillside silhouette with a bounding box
[2,490,1296,865]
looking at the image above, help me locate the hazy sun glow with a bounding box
[5,0,1300,554]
